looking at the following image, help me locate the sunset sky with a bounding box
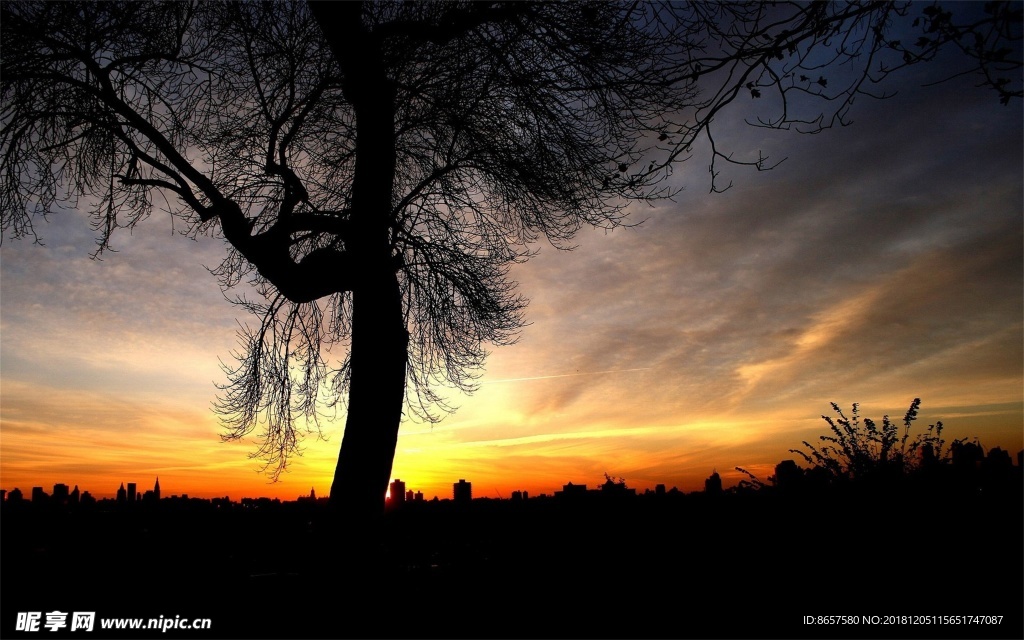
[2,36,1022,502]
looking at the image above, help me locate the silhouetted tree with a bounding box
[2,2,1020,520]
[790,398,957,483]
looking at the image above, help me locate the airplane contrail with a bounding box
[480,367,652,385]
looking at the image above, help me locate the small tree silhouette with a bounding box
[790,398,953,483]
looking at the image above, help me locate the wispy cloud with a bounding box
[479,367,652,385]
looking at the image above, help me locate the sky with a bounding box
[2,26,1022,501]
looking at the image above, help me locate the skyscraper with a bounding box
[453,479,472,503]
[389,479,406,506]
[52,483,69,504]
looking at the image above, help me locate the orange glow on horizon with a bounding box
[3,381,1022,503]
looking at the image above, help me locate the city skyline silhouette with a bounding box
[4,455,1022,638]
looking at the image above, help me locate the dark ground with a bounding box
[2,482,1021,639]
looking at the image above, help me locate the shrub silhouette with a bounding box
[790,398,956,483]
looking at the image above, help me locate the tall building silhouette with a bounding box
[154,477,161,501]
[390,479,406,506]
[453,479,472,503]
[52,483,69,504]
[704,470,723,494]
[116,482,127,503]
[127,482,137,503]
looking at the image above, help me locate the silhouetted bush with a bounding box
[790,398,958,484]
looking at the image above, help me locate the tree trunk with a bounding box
[329,272,408,520]
[314,1,405,521]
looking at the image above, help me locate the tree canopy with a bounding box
[2,0,1020,516]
